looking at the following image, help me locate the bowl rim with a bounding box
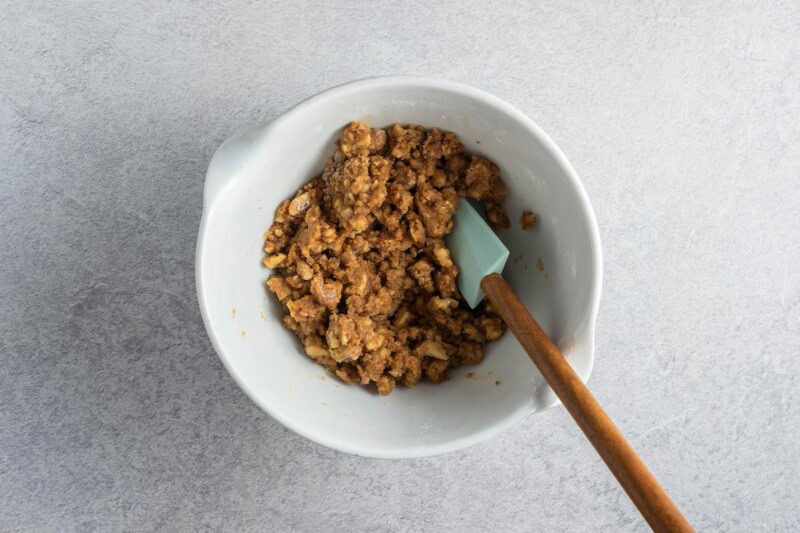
[195,75,603,458]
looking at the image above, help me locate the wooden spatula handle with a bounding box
[481,273,693,532]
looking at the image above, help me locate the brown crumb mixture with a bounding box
[520,210,537,230]
[263,122,509,395]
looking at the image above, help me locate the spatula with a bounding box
[447,198,693,533]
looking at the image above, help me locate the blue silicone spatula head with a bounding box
[446,197,510,309]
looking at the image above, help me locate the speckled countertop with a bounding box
[2,1,799,531]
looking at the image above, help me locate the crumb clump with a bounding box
[263,122,509,395]
[520,210,537,230]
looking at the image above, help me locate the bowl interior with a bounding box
[197,79,600,457]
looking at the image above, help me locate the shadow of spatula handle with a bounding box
[481,273,693,533]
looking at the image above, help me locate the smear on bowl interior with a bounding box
[262,122,511,395]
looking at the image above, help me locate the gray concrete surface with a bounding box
[2,1,799,531]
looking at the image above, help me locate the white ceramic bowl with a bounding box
[196,77,602,458]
